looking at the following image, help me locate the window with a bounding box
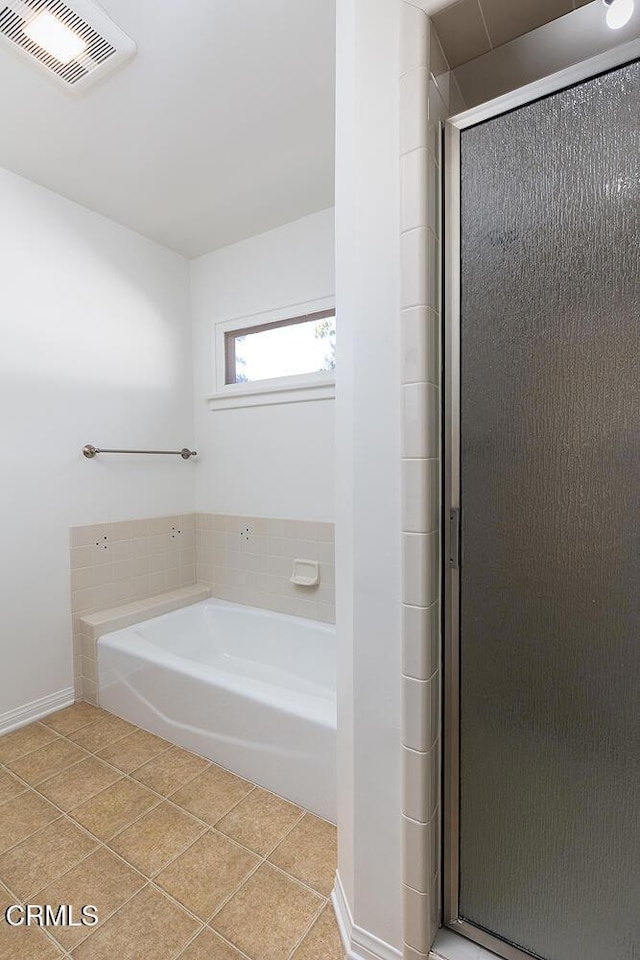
[225,310,336,385]
[208,297,336,410]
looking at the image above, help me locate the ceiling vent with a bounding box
[0,0,135,90]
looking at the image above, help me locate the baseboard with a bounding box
[0,688,75,735]
[332,872,403,960]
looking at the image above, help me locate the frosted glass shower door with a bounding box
[454,60,640,960]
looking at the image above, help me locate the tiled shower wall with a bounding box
[399,6,451,959]
[70,515,196,701]
[196,514,335,623]
[70,513,335,701]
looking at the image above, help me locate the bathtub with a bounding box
[97,598,336,821]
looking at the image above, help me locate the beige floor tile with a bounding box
[155,831,259,920]
[6,739,88,786]
[170,765,253,826]
[0,769,27,805]
[0,791,60,855]
[0,723,59,764]
[40,703,107,737]
[68,715,136,753]
[0,884,63,960]
[96,728,171,774]
[216,787,303,855]
[292,903,344,960]
[38,757,122,812]
[211,863,323,960]
[268,813,337,895]
[109,801,206,876]
[132,746,209,796]
[70,779,159,840]
[0,818,98,900]
[179,927,245,960]
[35,846,146,951]
[72,883,200,960]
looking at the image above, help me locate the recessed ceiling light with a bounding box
[603,0,635,29]
[23,10,87,64]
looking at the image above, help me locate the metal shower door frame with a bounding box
[442,39,640,960]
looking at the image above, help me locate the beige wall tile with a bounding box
[403,742,440,825]
[402,532,439,607]
[480,0,572,48]
[401,2,429,77]
[432,0,491,68]
[403,601,440,680]
[401,67,429,154]
[402,674,440,754]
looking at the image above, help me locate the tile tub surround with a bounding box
[196,514,335,624]
[70,516,197,703]
[0,703,343,960]
[77,585,211,707]
[400,7,448,959]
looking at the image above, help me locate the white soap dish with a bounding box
[290,559,320,586]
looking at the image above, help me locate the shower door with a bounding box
[444,58,640,960]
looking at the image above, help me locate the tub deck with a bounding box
[97,598,337,821]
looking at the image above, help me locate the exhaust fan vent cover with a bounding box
[0,0,135,89]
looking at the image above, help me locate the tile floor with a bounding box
[0,702,344,960]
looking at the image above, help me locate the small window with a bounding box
[224,309,336,385]
[208,297,336,410]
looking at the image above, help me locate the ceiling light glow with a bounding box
[23,11,87,64]
[604,0,635,29]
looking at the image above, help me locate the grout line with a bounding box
[475,0,493,50]
[285,897,329,960]
[0,708,337,960]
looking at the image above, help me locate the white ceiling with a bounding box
[0,0,336,258]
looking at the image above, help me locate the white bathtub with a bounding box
[97,598,336,821]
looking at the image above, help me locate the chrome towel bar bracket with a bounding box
[82,445,197,460]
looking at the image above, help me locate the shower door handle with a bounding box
[448,508,461,568]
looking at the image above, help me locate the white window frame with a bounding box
[207,295,336,410]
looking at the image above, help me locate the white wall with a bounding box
[334,0,403,954]
[0,167,194,719]
[191,208,335,521]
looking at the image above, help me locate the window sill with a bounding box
[206,377,335,410]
